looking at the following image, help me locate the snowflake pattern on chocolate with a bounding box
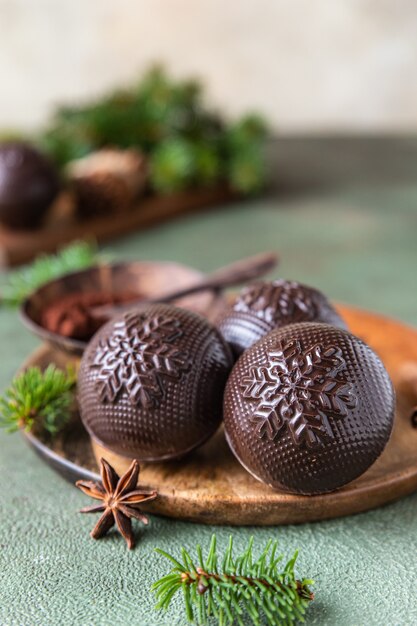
[234,280,318,325]
[241,339,357,447]
[91,313,190,408]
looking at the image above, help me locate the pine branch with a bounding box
[0,365,76,435]
[37,66,268,194]
[152,535,314,626]
[1,240,100,306]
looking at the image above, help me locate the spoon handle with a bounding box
[154,251,278,302]
[92,251,279,319]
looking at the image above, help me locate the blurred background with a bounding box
[0,0,416,321]
[1,0,417,132]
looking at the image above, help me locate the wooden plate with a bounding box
[0,186,236,268]
[22,305,417,525]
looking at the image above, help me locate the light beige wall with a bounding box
[1,0,417,132]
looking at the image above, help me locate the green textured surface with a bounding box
[1,138,417,626]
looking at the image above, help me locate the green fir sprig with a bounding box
[152,535,314,626]
[0,365,76,434]
[38,66,268,195]
[1,240,100,306]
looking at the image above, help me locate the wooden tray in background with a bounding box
[22,305,417,525]
[0,186,236,267]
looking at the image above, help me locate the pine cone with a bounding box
[73,172,132,218]
[68,148,148,218]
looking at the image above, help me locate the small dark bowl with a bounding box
[20,261,223,357]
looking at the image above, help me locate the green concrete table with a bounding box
[1,138,416,625]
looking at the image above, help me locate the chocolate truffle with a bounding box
[0,142,60,229]
[217,280,346,358]
[223,322,395,494]
[78,304,233,461]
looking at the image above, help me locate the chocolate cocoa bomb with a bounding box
[223,322,395,494]
[217,280,346,358]
[78,304,233,461]
[0,142,60,230]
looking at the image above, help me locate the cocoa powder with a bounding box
[42,291,139,340]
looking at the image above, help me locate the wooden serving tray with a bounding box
[0,186,235,267]
[22,305,417,525]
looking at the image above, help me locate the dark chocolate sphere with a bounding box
[78,304,233,461]
[223,322,395,494]
[217,280,346,358]
[0,141,60,230]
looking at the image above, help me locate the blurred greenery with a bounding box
[37,66,268,195]
[0,240,100,306]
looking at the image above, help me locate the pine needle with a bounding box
[152,535,314,626]
[38,66,268,194]
[1,240,100,306]
[0,365,76,434]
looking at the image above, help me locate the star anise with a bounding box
[76,458,157,549]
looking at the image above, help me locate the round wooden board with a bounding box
[22,305,417,525]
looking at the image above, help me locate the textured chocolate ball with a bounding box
[217,280,346,358]
[78,304,233,461]
[0,141,60,230]
[223,322,395,494]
